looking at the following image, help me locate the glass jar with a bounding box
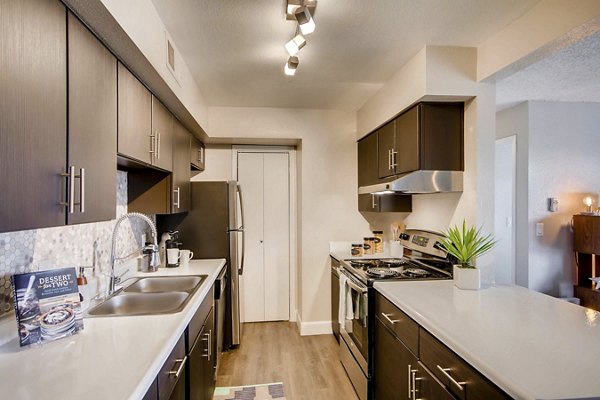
[351,243,363,257]
[373,231,383,253]
[363,237,373,255]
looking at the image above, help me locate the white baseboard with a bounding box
[295,311,333,336]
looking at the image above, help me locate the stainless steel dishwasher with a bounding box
[214,266,227,378]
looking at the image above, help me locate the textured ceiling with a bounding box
[496,30,600,110]
[150,0,539,110]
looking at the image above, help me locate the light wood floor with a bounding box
[216,322,359,400]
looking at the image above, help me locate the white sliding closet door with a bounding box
[238,152,290,322]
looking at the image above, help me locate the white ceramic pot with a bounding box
[453,265,480,290]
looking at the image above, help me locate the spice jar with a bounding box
[351,243,363,257]
[373,231,383,253]
[363,237,373,255]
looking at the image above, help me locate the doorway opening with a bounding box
[232,146,297,323]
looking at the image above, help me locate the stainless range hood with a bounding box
[358,170,463,195]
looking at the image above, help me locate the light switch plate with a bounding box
[536,223,544,237]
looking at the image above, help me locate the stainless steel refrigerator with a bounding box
[156,181,244,349]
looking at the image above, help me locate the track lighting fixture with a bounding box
[294,6,316,35]
[283,1,317,76]
[285,32,306,56]
[284,56,299,76]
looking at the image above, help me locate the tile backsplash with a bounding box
[0,171,151,315]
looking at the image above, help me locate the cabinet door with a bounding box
[171,120,190,213]
[394,106,419,174]
[117,62,152,164]
[190,137,205,171]
[67,12,117,225]
[420,103,463,171]
[374,316,415,400]
[151,96,173,171]
[158,334,186,400]
[358,132,379,186]
[189,308,215,400]
[377,121,396,178]
[0,0,67,233]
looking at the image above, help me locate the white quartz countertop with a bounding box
[374,280,600,400]
[0,259,226,400]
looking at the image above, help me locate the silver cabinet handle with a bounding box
[436,365,466,391]
[174,187,181,208]
[410,368,422,400]
[381,312,400,324]
[198,149,202,163]
[371,194,377,209]
[208,329,212,360]
[61,166,76,214]
[79,168,85,213]
[388,149,392,170]
[407,364,412,399]
[202,331,211,360]
[157,131,161,159]
[168,356,187,378]
[149,132,157,155]
[391,150,398,169]
[61,166,84,214]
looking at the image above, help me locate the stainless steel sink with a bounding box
[86,275,207,317]
[123,275,205,293]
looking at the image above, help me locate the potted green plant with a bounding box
[439,221,496,290]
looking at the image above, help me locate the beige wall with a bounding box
[191,145,233,182]
[207,107,371,324]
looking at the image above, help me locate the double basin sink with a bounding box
[87,275,207,317]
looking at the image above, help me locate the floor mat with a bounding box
[213,382,286,400]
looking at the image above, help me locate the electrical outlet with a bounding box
[536,223,544,237]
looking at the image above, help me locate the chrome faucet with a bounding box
[108,212,160,296]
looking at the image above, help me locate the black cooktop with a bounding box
[342,257,452,286]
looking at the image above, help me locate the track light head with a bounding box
[284,56,299,76]
[294,6,316,35]
[285,33,306,56]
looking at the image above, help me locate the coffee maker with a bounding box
[159,230,182,268]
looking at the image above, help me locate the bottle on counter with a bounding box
[373,231,384,253]
[351,243,363,257]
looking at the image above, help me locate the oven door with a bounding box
[340,270,369,368]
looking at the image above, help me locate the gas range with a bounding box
[341,256,452,286]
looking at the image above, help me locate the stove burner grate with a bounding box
[401,267,431,278]
[366,267,401,279]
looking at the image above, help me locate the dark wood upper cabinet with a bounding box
[357,132,378,187]
[0,0,67,233]
[358,194,412,213]
[420,103,463,171]
[151,96,174,172]
[377,121,396,179]
[67,12,117,225]
[172,120,191,213]
[395,105,419,174]
[369,102,463,182]
[118,62,153,165]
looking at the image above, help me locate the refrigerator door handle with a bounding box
[237,185,246,275]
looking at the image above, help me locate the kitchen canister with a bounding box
[373,231,383,253]
[363,237,373,255]
[351,243,363,257]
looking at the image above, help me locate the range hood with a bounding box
[358,170,463,195]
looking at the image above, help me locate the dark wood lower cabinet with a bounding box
[373,292,510,400]
[374,316,414,400]
[189,307,215,400]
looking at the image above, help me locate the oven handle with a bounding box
[340,270,368,294]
